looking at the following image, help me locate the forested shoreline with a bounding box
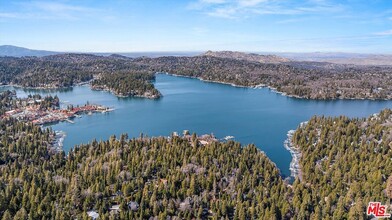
[0,54,160,99]
[1,51,391,100]
[291,109,392,219]
[91,72,161,99]
[0,89,391,219]
[137,55,392,100]
[0,120,291,219]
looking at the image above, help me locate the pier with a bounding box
[65,119,75,124]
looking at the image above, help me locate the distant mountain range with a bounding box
[0,45,199,58]
[275,52,392,66]
[203,50,290,64]
[0,45,59,57]
[1,45,391,66]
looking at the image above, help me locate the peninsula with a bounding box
[0,90,113,125]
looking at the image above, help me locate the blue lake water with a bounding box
[1,74,391,177]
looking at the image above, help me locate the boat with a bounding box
[223,136,235,141]
[101,108,115,114]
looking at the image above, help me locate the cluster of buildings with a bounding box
[3,102,113,125]
[171,130,218,146]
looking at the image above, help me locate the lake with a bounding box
[1,74,391,177]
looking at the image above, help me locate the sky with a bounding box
[0,0,392,53]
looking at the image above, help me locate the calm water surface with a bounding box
[1,74,391,177]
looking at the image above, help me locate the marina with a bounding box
[2,100,114,125]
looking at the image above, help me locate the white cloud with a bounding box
[0,12,52,20]
[189,0,344,19]
[192,27,209,36]
[276,18,307,24]
[0,13,23,19]
[200,0,227,4]
[32,2,92,13]
[238,0,268,7]
[207,6,238,18]
[0,1,105,21]
[374,30,392,36]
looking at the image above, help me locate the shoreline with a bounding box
[283,123,307,182]
[51,130,66,152]
[1,82,161,99]
[161,72,390,101]
[164,72,261,89]
[2,75,390,101]
[90,85,161,99]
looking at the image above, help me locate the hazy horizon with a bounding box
[4,44,392,56]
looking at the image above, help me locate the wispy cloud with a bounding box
[0,12,52,20]
[201,0,227,3]
[189,0,344,19]
[374,29,392,36]
[0,12,24,19]
[276,18,308,24]
[32,1,92,13]
[192,27,209,36]
[238,0,268,7]
[1,1,105,21]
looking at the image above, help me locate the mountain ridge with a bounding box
[1,45,392,66]
[0,45,59,57]
[203,50,290,64]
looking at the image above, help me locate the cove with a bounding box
[1,73,391,177]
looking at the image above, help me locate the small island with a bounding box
[91,72,161,99]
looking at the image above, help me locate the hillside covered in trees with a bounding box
[291,109,392,219]
[0,54,160,99]
[0,89,392,219]
[0,122,291,219]
[136,55,392,100]
[1,51,391,100]
[91,72,161,99]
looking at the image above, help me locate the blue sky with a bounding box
[0,0,391,53]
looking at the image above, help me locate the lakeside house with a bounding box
[128,201,139,211]
[87,211,99,219]
[109,205,121,214]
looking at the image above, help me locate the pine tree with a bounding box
[386,175,392,201]
[1,211,12,220]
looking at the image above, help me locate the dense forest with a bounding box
[1,89,392,219]
[291,109,392,219]
[0,122,291,219]
[136,55,392,100]
[0,54,159,99]
[1,51,391,100]
[91,72,161,99]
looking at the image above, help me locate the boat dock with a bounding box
[65,119,74,124]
